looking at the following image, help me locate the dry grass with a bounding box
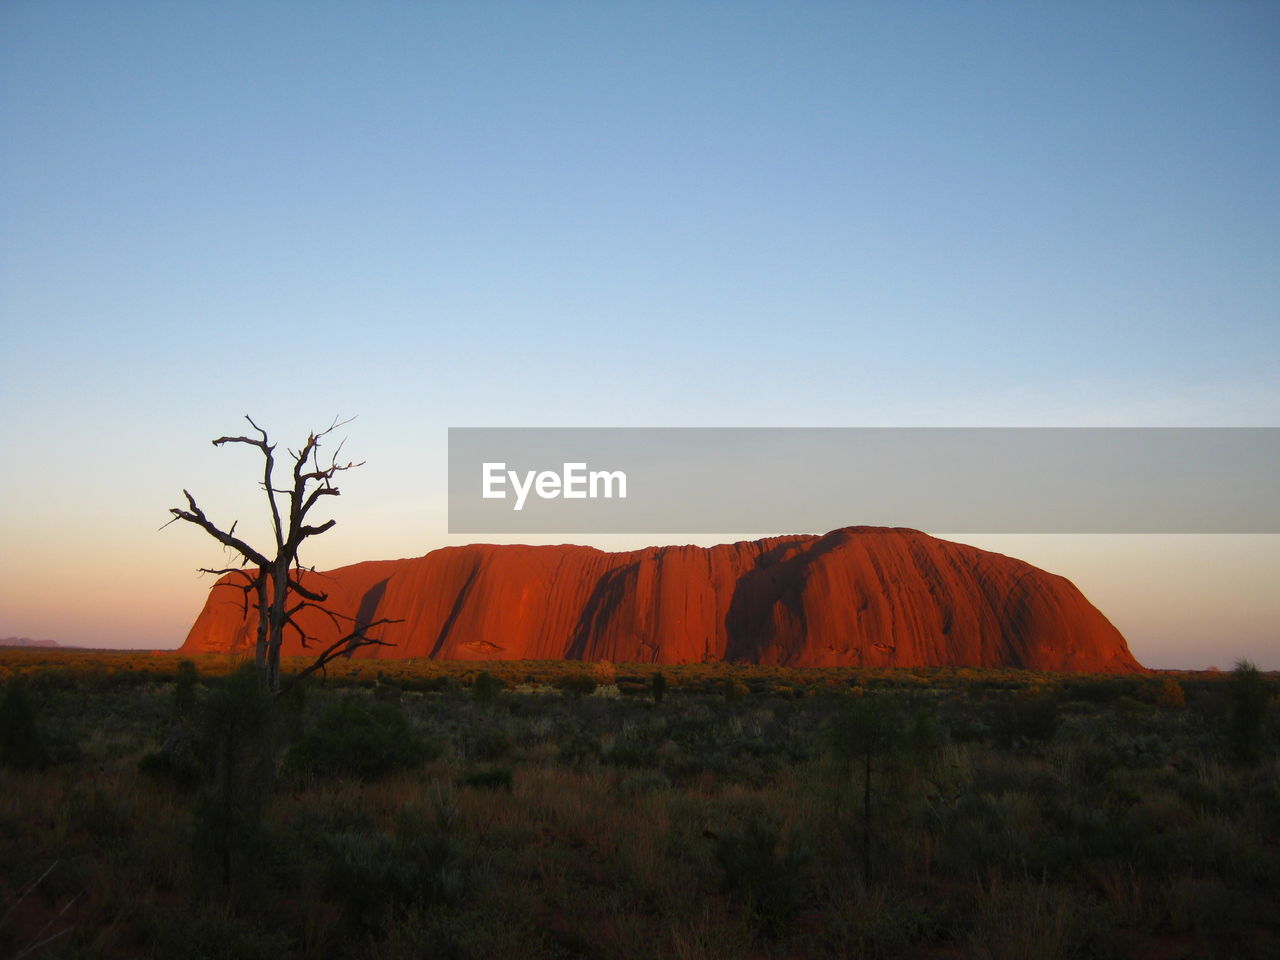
[0,653,1275,958]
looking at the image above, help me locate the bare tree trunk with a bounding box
[267,563,289,692]
[254,575,269,677]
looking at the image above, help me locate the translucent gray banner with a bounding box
[447,428,1280,534]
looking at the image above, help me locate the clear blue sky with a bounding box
[1,2,1277,666]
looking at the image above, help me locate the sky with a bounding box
[1,1,1276,669]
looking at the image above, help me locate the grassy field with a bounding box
[0,649,1276,959]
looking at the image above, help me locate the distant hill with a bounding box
[181,526,1142,672]
[0,636,60,648]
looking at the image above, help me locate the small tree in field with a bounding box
[167,416,397,692]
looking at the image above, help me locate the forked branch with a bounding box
[277,617,403,696]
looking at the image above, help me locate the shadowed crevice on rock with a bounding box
[430,563,481,659]
[724,530,851,663]
[566,563,638,661]
[343,578,390,659]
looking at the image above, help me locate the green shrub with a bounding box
[555,673,597,697]
[615,677,649,697]
[472,670,502,704]
[469,726,513,761]
[425,674,461,693]
[139,724,201,790]
[606,725,663,768]
[192,663,278,898]
[558,730,603,767]
[173,658,199,718]
[322,800,464,934]
[284,696,436,782]
[0,674,48,770]
[617,770,671,796]
[652,670,667,704]
[714,814,810,935]
[1227,659,1272,766]
[67,786,134,849]
[460,765,513,791]
[825,696,906,879]
[278,676,307,743]
[139,904,293,960]
[996,695,1060,746]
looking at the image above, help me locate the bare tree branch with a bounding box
[277,617,401,696]
[286,577,328,603]
[199,562,259,576]
[170,490,271,568]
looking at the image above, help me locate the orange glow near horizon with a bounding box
[3,525,1276,671]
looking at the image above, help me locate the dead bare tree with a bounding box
[167,416,398,692]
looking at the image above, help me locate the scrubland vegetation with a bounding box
[0,649,1276,959]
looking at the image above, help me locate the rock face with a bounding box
[179,527,1142,672]
[0,637,60,648]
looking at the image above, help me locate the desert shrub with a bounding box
[555,673,597,697]
[825,696,929,879]
[311,792,380,835]
[468,726,513,761]
[1103,766,1182,807]
[0,674,48,770]
[277,676,307,743]
[460,765,513,791]
[324,830,414,926]
[322,804,464,935]
[139,904,293,960]
[1068,739,1122,782]
[1110,731,1172,769]
[284,695,436,783]
[989,695,1059,747]
[820,890,934,960]
[1156,677,1186,708]
[615,676,648,697]
[423,673,461,693]
[557,730,603,767]
[966,880,1111,960]
[137,748,170,780]
[827,695,905,774]
[67,785,134,849]
[191,663,278,898]
[616,770,671,796]
[652,670,667,704]
[472,670,502,704]
[1062,678,1125,704]
[902,697,944,759]
[1156,874,1242,941]
[936,791,1029,878]
[139,723,202,790]
[172,658,199,718]
[1120,794,1213,871]
[1227,659,1272,765]
[940,697,992,743]
[970,754,1061,801]
[714,814,810,935]
[606,724,665,768]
